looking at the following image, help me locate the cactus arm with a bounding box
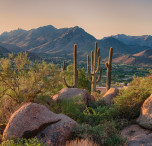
[91,51,93,73]
[95,56,100,74]
[61,61,65,71]
[63,77,73,88]
[105,62,109,69]
[108,47,113,65]
[94,42,97,70]
[87,55,94,76]
[97,48,100,57]
[96,67,103,83]
[88,76,93,84]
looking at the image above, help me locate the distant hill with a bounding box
[0,46,9,57]
[113,49,152,65]
[111,34,152,48]
[0,25,151,65]
[0,42,23,53]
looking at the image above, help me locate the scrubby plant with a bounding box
[0,52,63,123]
[0,52,62,103]
[62,64,91,91]
[0,138,45,146]
[112,75,152,120]
[72,121,125,146]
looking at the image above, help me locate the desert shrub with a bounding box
[112,75,152,120]
[72,121,125,146]
[50,97,85,122]
[0,52,63,123]
[61,64,91,91]
[0,138,45,146]
[0,52,62,103]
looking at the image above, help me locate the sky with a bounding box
[0,0,152,39]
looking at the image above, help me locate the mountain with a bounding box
[113,49,152,65]
[111,34,152,48]
[0,25,151,64]
[0,26,96,59]
[133,49,152,57]
[0,46,9,57]
[0,42,23,53]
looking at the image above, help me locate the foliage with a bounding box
[0,52,62,103]
[72,121,125,146]
[0,52,63,123]
[62,64,91,91]
[113,75,152,120]
[0,138,45,146]
[50,97,85,122]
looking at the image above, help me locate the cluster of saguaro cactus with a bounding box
[61,44,78,88]
[105,47,113,91]
[87,42,102,94]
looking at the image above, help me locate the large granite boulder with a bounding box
[137,94,152,130]
[52,88,95,105]
[121,124,152,146]
[101,88,119,105]
[121,124,151,141]
[37,114,77,145]
[128,133,152,146]
[2,103,78,145]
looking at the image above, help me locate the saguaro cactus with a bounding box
[87,42,102,94]
[105,47,113,91]
[61,44,78,88]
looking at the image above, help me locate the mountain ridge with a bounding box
[0,25,151,65]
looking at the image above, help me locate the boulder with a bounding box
[101,88,119,105]
[52,88,95,105]
[121,124,151,142]
[37,114,78,145]
[2,103,61,141]
[137,94,152,130]
[2,103,78,145]
[128,133,152,146]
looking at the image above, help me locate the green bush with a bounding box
[113,75,152,120]
[0,52,63,123]
[0,138,45,146]
[72,121,125,146]
[61,64,91,91]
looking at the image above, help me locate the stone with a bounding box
[2,103,61,141]
[52,88,95,105]
[121,124,151,141]
[3,103,78,146]
[128,133,152,146]
[137,94,152,130]
[101,88,119,105]
[37,114,78,145]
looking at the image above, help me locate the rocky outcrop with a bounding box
[121,124,152,146]
[121,124,151,141]
[128,133,152,146]
[52,88,95,105]
[2,103,78,145]
[137,94,152,130]
[37,114,77,145]
[101,88,119,105]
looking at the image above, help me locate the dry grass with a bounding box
[66,139,98,146]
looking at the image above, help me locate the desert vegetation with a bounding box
[0,50,152,146]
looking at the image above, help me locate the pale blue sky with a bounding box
[0,0,152,39]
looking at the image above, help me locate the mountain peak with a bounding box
[37,25,57,30]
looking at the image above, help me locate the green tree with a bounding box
[0,52,62,103]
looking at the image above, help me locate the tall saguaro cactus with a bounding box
[87,42,102,94]
[61,44,78,88]
[105,47,113,91]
